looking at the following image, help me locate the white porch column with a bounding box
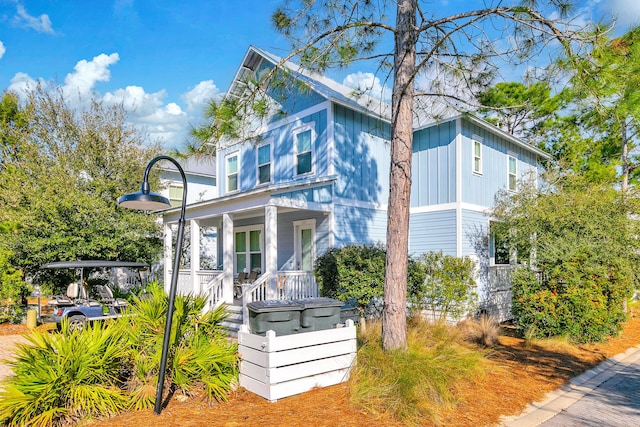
[190,219,200,294]
[223,213,234,303]
[163,223,173,294]
[265,205,278,299]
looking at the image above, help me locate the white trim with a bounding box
[456,118,463,257]
[472,136,483,176]
[507,154,518,192]
[189,219,201,294]
[293,219,316,271]
[410,201,489,215]
[234,225,265,275]
[256,139,273,186]
[293,122,316,177]
[269,198,331,212]
[225,151,240,194]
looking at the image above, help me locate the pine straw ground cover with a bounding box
[2,308,640,427]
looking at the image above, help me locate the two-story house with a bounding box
[159,46,550,326]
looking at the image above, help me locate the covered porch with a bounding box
[161,187,332,327]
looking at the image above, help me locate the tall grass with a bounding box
[350,316,485,425]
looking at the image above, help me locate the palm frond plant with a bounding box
[124,282,238,409]
[0,319,130,427]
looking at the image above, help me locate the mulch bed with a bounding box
[3,308,640,427]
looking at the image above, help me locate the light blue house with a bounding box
[160,46,550,326]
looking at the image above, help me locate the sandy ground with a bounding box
[0,334,28,386]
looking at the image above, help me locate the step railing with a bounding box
[241,273,272,326]
[203,272,225,311]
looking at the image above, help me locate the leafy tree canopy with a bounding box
[0,87,163,293]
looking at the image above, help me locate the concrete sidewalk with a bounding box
[500,345,640,427]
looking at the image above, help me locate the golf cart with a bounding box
[43,260,148,330]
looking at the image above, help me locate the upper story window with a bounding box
[226,152,239,193]
[508,155,517,192]
[257,143,271,185]
[168,184,183,207]
[294,124,314,176]
[473,138,482,175]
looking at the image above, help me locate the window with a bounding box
[508,155,517,191]
[234,227,263,275]
[257,143,271,184]
[226,153,239,193]
[294,126,313,175]
[168,184,183,207]
[473,139,482,174]
[490,222,510,265]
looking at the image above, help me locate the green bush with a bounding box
[512,257,631,343]
[314,244,387,313]
[0,304,25,324]
[408,251,477,320]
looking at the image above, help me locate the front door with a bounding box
[294,219,315,271]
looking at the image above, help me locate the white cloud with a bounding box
[7,72,38,95]
[181,80,222,112]
[63,53,120,100]
[14,4,55,34]
[342,72,391,102]
[0,41,5,59]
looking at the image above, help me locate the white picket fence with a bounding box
[238,319,357,402]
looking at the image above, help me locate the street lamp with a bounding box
[118,155,187,415]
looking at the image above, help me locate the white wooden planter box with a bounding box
[238,319,357,402]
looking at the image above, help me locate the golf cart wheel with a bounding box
[68,315,87,332]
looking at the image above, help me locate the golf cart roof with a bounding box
[42,260,148,269]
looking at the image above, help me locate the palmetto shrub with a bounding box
[0,282,238,426]
[0,320,130,427]
[125,282,238,409]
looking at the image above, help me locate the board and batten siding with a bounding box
[275,210,331,271]
[461,120,539,207]
[333,203,387,247]
[408,210,457,256]
[333,104,390,205]
[411,121,457,207]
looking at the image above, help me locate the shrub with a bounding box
[0,320,131,426]
[314,244,386,314]
[0,304,25,324]
[458,315,500,347]
[409,251,477,320]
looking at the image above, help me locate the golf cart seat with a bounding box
[67,282,88,300]
[95,284,128,308]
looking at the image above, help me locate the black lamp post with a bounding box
[118,155,187,415]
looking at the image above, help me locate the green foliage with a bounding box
[477,81,564,143]
[0,320,131,426]
[0,248,27,303]
[0,304,25,324]
[0,282,238,425]
[0,88,162,292]
[314,244,386,313]
[494,171,637,343]
[124,282,238,409]
[350,317,484,425]
[408,251,477,320]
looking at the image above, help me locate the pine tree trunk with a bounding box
[382,0,416,352]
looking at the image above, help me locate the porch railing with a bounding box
[172,270,223,295]
[203,272,225,311]
[241,271,318,326]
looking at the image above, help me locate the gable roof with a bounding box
[227,46,551,160]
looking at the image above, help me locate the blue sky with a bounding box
[1,0,639,150]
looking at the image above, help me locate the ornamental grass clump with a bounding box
[350,316,485,425]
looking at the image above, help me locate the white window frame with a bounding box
[234,225,264,275]
[472,137,483,175]
[293,219,316,271]
[168,183,183,207]
[508,155,517,192]
[225,152,239,193]
[256,141,272,185]
[293,123,315,177]
[489,221,511,266]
